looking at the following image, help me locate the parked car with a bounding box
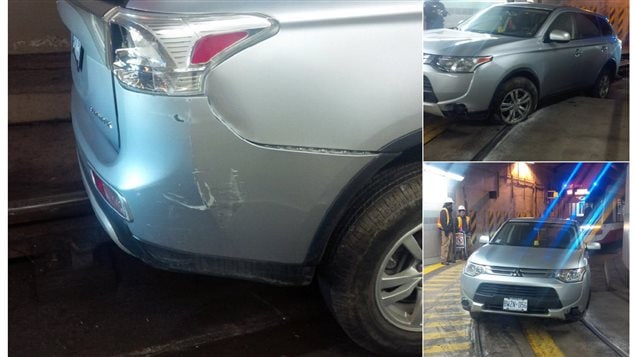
[461,218,600,321]
[57,0,421,354]
[424,3,622,124]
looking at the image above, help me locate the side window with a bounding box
[574,13,601,39]
[597,16,615,37]
[547,12,574,36]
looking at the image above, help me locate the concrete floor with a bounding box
[423,250,629,356]
[424,79,629,161]
[8,228,368,356]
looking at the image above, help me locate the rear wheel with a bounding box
[319,163,422,355]
[590,68,611,99]
[490,77,538,125]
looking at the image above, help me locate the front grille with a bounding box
[423,76,438,103]
[474,283,562,313]
[489,266,553,278]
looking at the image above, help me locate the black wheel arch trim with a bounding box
[304,131,421,266]
[500,68,541,96]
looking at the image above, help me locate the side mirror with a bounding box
[548,30,571,43]
[586,242,601,250]
[479,235,490,244]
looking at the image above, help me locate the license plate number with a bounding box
[503,297,528,312]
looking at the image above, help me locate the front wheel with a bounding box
[319,163,422,355]
[490,77,538,125]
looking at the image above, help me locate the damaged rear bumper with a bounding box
[73,81,380,285]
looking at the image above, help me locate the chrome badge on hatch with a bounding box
[89,106,113,129]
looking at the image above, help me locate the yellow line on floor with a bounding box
[423,330,467,340]
[523,324,565,357]
[424,263,444,275]
[424,320,471,328]
[425,312,468,319]
[426,276,457,281]
[423,120,451,144]
[424,342,471,354]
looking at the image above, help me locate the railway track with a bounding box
[470,124,513,161]
[423,116,511,161]
[581,318,628,357]
[471,313,628,357]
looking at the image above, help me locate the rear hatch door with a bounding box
[58,0,120,151]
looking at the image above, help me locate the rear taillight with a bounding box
[91,169,133,221]
[105,9,278,95]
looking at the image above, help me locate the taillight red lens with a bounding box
[190,32,248,65]
[91,170,132,221]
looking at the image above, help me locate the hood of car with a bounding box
[423,29,531,57]
[469,244,584,270]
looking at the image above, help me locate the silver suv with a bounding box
[57,0,422,354]
[461,218,600,321]
[424,3,622,124]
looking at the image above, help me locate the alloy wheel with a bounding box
[598,75,610,98]
[500,88,533,124]
[374,224,422,332]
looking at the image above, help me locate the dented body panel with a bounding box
[60,0,421,284]
[74,83,377,264]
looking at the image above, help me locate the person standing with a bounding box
[437,198,455,265]
[424,0,448,30]
[456,205,473,258]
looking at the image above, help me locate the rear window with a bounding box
[575,13,601,39]
[596,16,615,36]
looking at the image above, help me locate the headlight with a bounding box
[553,267,586,283]
[429,55,493,73]
[464,262,486,276]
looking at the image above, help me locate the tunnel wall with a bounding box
[423,164,549,262]
[454,164,548,238]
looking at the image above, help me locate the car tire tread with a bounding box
[318,162,421,356]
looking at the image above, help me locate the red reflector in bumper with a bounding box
[90,169,132,221]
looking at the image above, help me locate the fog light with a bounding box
[91,169,132,221]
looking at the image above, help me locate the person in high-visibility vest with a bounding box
[437,198,455,265]
[456,205,473,256]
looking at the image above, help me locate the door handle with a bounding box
[574,48,582,57]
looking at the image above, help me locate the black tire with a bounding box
[565,291,590,322]
[590,68,611,99]
[318,162,421,356]
[490,77,538,125]
[469,311,482,320]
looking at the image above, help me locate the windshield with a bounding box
[459,6,552,37]
[490,222,579,249]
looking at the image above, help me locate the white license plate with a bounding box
[503,297,528,312]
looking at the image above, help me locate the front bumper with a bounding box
[460,271,590,320]
[423,63,499,118]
